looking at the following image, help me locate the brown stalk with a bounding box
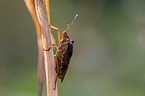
[24,0,45,96]
[35,0,58,96]
[24,0,57,96]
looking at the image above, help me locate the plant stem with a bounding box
[24,0,45,96]
[24,0,57,96]
[35,0,57,96]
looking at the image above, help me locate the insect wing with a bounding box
[61,41,73,82]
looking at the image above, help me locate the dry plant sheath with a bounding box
[24,0,45,96]
[24,0,57,96]
[35,0,57,96]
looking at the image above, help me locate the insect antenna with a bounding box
[65,14,78,32]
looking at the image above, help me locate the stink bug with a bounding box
[44,14,78,89]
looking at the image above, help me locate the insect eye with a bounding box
[71,40,74,44]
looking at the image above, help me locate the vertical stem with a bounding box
[24,0,45,96]
[44,0,51,24]
[35,0,58,96]
[24,0,57,96]
[44,0,55,44]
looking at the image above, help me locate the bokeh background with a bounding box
[1,0,145,96]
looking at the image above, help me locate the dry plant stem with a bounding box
[35,0,58,96]
[44,0,55,44]
[24,0,45,96]
[44,0,51,24]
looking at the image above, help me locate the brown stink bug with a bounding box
[44,14,78,89]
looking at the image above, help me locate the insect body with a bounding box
[56,31,74,83]
[44,14,78,89]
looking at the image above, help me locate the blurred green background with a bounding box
[1,0,145,96]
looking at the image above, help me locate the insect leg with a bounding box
[43,44,58,51]
[54,61,60,90]
[53,75,57,90]
[49,25,61,42]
